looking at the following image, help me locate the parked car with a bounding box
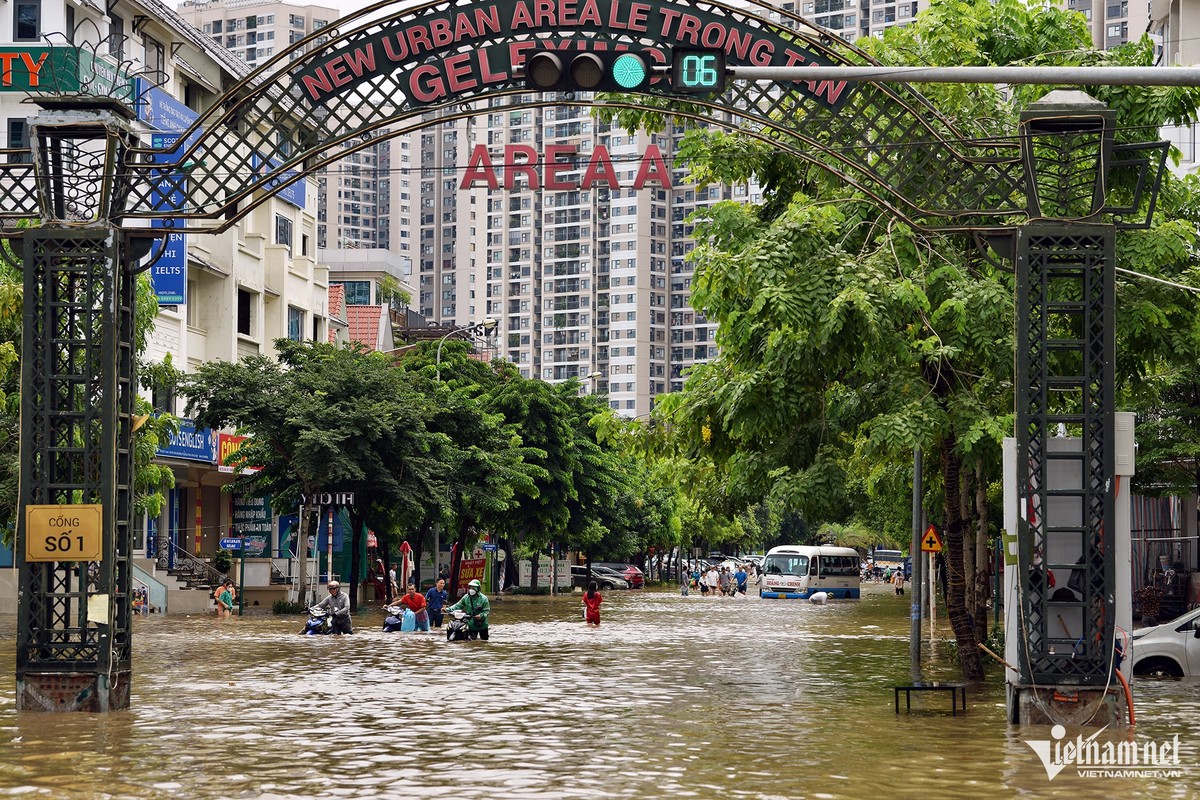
[594,562,645,589]
[1132,607,1200,678]
[571,565,629,591]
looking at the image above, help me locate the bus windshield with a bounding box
[762,554,808,576]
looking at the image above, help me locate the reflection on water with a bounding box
[0,586,1198,799]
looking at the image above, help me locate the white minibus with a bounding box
[759,545,861,599]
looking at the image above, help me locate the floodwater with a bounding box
[0,585,1197,799]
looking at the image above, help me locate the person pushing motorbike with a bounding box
[446,579,490,640]
[313,580,353,634]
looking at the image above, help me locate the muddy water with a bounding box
[0,586,1197,799]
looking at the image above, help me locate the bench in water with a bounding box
[893,682,967,715]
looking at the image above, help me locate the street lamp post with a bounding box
[435,318,497,381]
[585,370,602,395]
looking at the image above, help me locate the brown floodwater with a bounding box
[0,585,1197,799]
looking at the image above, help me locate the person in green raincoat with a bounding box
[446,579,491,640]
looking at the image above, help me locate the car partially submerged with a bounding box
[1132,606,1200,678]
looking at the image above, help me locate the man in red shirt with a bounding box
[398,584,430,631]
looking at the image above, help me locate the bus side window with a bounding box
[810,558,819,576]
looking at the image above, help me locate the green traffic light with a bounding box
[611,53,648,89]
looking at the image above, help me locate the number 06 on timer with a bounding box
[671,49,726,94]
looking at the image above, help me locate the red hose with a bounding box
[1114,667,1136,728]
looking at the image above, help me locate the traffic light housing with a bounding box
[524,49,653,93]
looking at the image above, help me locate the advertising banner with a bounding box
[458,557,486,592]
[518,557,571,588]
[0,48,80,92]
[138,81,201,306]
[218,433,260,473]
[156,418,216,462]
[231,493,272,557]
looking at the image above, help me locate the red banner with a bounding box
[458,557,486,592]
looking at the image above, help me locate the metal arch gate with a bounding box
[4,0,1164,712]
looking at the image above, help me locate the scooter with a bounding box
[301,606,332,635]
[446,609,474,641]
[382,604,417,632]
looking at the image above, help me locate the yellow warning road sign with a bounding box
[920,524,943,553]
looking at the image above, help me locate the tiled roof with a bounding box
[328,283,346,320]
[347,304,384,350]
[328,284,347,344]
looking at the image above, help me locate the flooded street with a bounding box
[1,585,1198,799]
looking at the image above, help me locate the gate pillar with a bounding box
[1006,91,1133,725]
[15,100,139,712]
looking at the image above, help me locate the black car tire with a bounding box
[1134,657,1184,678]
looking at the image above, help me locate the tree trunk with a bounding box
[961,465,976,628]
[349,513,362,614]
[940,434,985,680]
[973,459,990,646]
[448,522,473,598]
[295,502,313,607]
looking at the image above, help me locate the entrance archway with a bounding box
[5,0,1165,714]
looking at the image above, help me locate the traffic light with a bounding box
[524,49,653,93]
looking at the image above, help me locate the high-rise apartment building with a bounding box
[381,99,753,416]
[782,0,927,40]
[179,1,766,416]
[177,0,337,70]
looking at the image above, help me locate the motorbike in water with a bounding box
[446,609,474,641]
[382,605,416,632]
[301,606,333,635]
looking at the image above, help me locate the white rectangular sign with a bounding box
[518,557,571,588]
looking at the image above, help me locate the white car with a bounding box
[1131,607,1200,678]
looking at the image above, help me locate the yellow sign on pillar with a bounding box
[920,523,943,553]
[25,504,103,562]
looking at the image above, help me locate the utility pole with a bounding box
[909,447,924,684]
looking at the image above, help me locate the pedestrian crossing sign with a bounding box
[921,524,943,553]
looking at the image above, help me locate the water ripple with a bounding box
[0,588,1197,799]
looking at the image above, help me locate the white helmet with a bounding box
[327,580,340,590]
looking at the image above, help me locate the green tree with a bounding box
[179,339,440,608]
[620,0,1200,680]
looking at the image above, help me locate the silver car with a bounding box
[1132,607,1200,678]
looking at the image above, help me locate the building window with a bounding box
[14,1,39,41]
[143,34,165,77]
[110,15,126,61]
[287,307,305,341]
[335,280,372,305]
[237,289,253,335]
[275,214,293,254]
[7,119,29,163]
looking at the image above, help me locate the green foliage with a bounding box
[212,549,233,573]
[272,598,308,615]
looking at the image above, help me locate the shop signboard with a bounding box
[155,418,216,463]
[518,556,570,588]
[232,493,272,557]
[458,557,486,591]
[218,433,260,473]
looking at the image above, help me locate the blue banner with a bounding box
[138,81,201,306]
[136,79,201,134]
[156,418,216,463]
[149,132,188,305]
[250,153,306,209]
